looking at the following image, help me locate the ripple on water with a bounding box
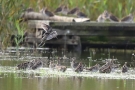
[0,67,135,79]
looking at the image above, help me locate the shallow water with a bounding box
[0,71,135,90]
[0,48,135,90]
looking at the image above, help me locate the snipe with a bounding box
[102,10,119,22]
[40,7,54,17]
[55,5,69,15]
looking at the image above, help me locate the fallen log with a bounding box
[20,11,90,22]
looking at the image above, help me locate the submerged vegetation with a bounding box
[0,0,135,49]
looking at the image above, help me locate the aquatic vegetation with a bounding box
[0,0,27,48]
[15,21,24,46]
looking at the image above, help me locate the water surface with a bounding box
[0,48,135,90]
[0,72,135,90]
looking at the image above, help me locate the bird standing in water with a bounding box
[74,62,84,72]
[17,59,43,70]
[122,62,128,73]
[17,61,30,70]
[99,60,114,73]
[70,58,84,72]
[86,63,100,72]
[55,64,67,72]
[49,61,56,70]
[49,59,67,72]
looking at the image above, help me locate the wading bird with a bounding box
[99,60,114,73]
[38,23,58,47]
[97,13,107,22]
[122,62,128,73]
[40,7,54,17]
[70,58,84,72]
[120,14,134,23]
[55,5,69,15]
[102,10,119,22]
[68,7,87,18]
[17,59,43,70]
[86,63,100,72]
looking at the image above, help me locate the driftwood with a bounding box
[20,11,90,22]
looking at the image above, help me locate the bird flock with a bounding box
[24,5,134,23]
[17,59,43,70]
[17,5,133,75]
[97,10,134,22]
[17,57,129,74]
[23,6,87,19]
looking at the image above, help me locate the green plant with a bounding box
[0,0,135,49]
[15,21,24,47]
[0,0,26,49]
[88,49,92,67]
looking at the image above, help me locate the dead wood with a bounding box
[20,11,90,22]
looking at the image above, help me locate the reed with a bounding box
[15,21,24,47]
[0,0,135,48]
[88,49,92,67]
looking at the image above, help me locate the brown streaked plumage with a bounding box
[40,7,54,17]
[39,22,52,33]
[97,13,107,22]
[55,65,67,72]
[53,59,67,72]
[120,14,134,22]
[99,60,115,73]
[122,62,128,73]
[68,7,87,18]
[103,10,119,22]
[74,62,84,72]
[17,59,43,70]
[55,5,63,13]
[25,7,34,12]
[86,63,100,71]
[30,59,43,70]
[77,11,87,18]
[17,61,30,70]
[55,5,69,15]
[99,62,110,73]
[68,7,80,15]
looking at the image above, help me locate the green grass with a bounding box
[0,0,135,48]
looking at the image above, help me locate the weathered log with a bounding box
[20,11,90,22]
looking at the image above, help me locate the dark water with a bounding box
[0,48,135,90]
